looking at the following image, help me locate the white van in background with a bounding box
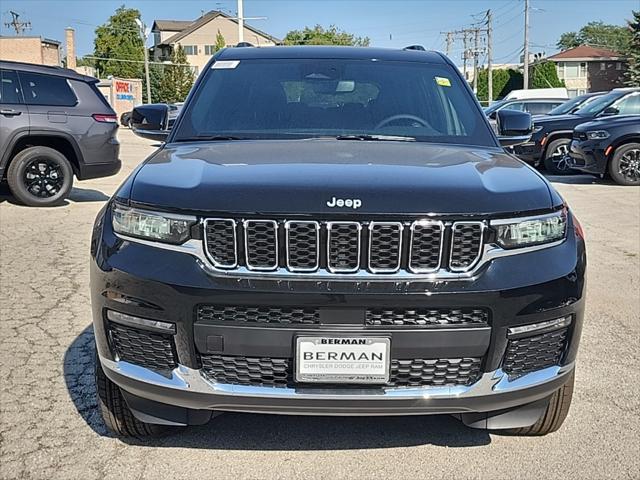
[504,88,569,100]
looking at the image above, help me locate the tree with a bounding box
[556,21,631,52]
[530,61,565,89]
[283,25,369,46]
[476,68,523,103]
[157,45,195,103]
[215,29,226,51]
[627,11,640,86]
[93,6,144,79]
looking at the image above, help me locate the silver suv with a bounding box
[0,61,121,206]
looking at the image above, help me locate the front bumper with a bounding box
[91,205,586,424]
[512,138,543,165]
[569,139,608,175]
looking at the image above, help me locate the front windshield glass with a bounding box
[573,92,619,116]
[548,95,588,115]
[173,58,495,146]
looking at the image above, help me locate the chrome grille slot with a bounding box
[243,220,278,270]
[368,222,403,273]
[409,220,443,273]
[285,221,320,272]
[327,222,361,273]
[450,222,484,272]
[204,219,237,268]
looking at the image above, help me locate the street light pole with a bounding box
[237,0,244,43]
[136,18,152,104]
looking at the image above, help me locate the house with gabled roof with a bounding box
[151,10,279,75]
[548,45,628,95]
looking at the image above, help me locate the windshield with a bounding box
[173,58,495,146]
[573,92,620,116]
[548,95,591,115]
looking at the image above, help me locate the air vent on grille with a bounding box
[502,328,568,378]
[450,222,484,271]
[409,221,443,273]
[205,219,237,268]
[327,222,361,273]
[244,220,278,270]
[200,354,483,388]
[197,305,320,325]
[368,222,403,272]
[366,308,489,327]
[109,323,176,372]
[285,221,320,272]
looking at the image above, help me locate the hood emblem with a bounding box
[327,196,362,209]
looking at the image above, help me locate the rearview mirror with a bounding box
[495,109,533,147]
[131,104,170,142]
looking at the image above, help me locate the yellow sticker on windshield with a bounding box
[435,76,451,87]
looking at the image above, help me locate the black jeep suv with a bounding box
[1,61,120,206]
[513,88,640,174]
[91,46,586,437]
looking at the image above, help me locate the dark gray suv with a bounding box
[1,61,121,206]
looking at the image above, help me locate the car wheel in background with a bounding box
[544,138,575,175]
[609,143,640,186]
[6,146,74,207]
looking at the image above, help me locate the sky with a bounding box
[1,0,637,64]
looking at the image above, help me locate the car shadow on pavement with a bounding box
[0,186,109,206]
[64,326,492,449]
[543,173,622,186]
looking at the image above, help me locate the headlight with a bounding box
[491,210,567,249]
[586,130,610,140]
[112,204,196,244]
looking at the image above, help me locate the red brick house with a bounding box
[548,45,628,95]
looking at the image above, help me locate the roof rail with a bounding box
[235,42,255,48]
[403,45,426,51]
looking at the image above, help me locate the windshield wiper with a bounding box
[174,135,248,142]
[334,134,416,142]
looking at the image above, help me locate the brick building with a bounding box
[0,36,61,66]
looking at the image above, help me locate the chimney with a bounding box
[65,27,76,70]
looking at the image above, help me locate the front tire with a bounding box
[95,352,168,438]
[502,371,575,436]
[608,143,640,186]
[6,146,73,206]
[543,138,574,175]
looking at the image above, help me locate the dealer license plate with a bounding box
[295,337,390,384]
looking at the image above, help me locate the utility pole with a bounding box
[445,32,453,57]
[462,31,469,80]
[4,11,31,35]
[523,0,530,89]
[487,10,493,105]
[135,18,152,104]
[472,27,480,94]
[237,0,244,43]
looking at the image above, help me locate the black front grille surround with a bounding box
[108,323,177,372]
[502,328,569,378]
[196,305,490,328]
[203,218,485,275]
[200,354,483,388]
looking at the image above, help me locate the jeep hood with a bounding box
[129,139,555,215]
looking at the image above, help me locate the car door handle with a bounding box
[0,109,22,116]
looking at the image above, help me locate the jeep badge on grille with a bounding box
[326,197,362,209]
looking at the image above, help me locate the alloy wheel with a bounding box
[550,143,571,172]
[23,158,65,198]
[618,148,640,183]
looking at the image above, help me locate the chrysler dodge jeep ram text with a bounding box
[90,46,586,438]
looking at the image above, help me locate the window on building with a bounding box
[561,62,587,79]
[182,45,198,55]
[557,62,564,79]
[616,62,622,70]
[18,72,77,106]
[580,62,586,76]
[0,69,22,104]
[600,62,606,71]
[204,45,217,55]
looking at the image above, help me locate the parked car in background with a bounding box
[513,88,640,174]
[0,61,120,206]
[545,92,606,117]
[484,98,567,119]
[504,87,569,101]
[569,115,640,186]
[120,110,133,127]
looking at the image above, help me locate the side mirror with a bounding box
[495,109,533,147]
[600,106,618,117]
[131,104,170,142]
[488,111,497,120]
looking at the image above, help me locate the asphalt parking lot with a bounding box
[1,128,639,480]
